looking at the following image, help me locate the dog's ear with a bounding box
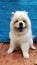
[24,11,28,14]
[26,11,28,14]
[12,12,15,16]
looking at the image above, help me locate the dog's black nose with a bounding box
[19,23,23,27]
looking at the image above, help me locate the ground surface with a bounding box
[0,43,37,65]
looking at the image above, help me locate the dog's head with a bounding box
[10,11,31,35]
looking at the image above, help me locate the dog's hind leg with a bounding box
[30,38,36,50]
[30,45,36,49]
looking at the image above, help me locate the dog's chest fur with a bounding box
[10,28,31,45]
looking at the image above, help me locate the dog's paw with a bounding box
[31,46,36,50]
[23,52,29,59]
[7,48,13,54]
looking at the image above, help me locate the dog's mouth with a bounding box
[17,27,24,32]
[15,27,25,32]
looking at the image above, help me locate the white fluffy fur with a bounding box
[7,11,35,59]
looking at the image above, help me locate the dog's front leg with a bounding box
[21,42,29,59]
[7,39,15,54]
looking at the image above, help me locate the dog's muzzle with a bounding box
[18,23,24,32]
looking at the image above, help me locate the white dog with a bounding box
[7,11,35,58]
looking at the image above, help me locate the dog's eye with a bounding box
[23,20,26,22]
[16,20,18,22]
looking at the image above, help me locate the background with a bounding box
[0,0,37,42]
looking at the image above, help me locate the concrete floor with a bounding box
[0,43,37,65]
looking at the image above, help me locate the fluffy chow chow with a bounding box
[7,11,35,59]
